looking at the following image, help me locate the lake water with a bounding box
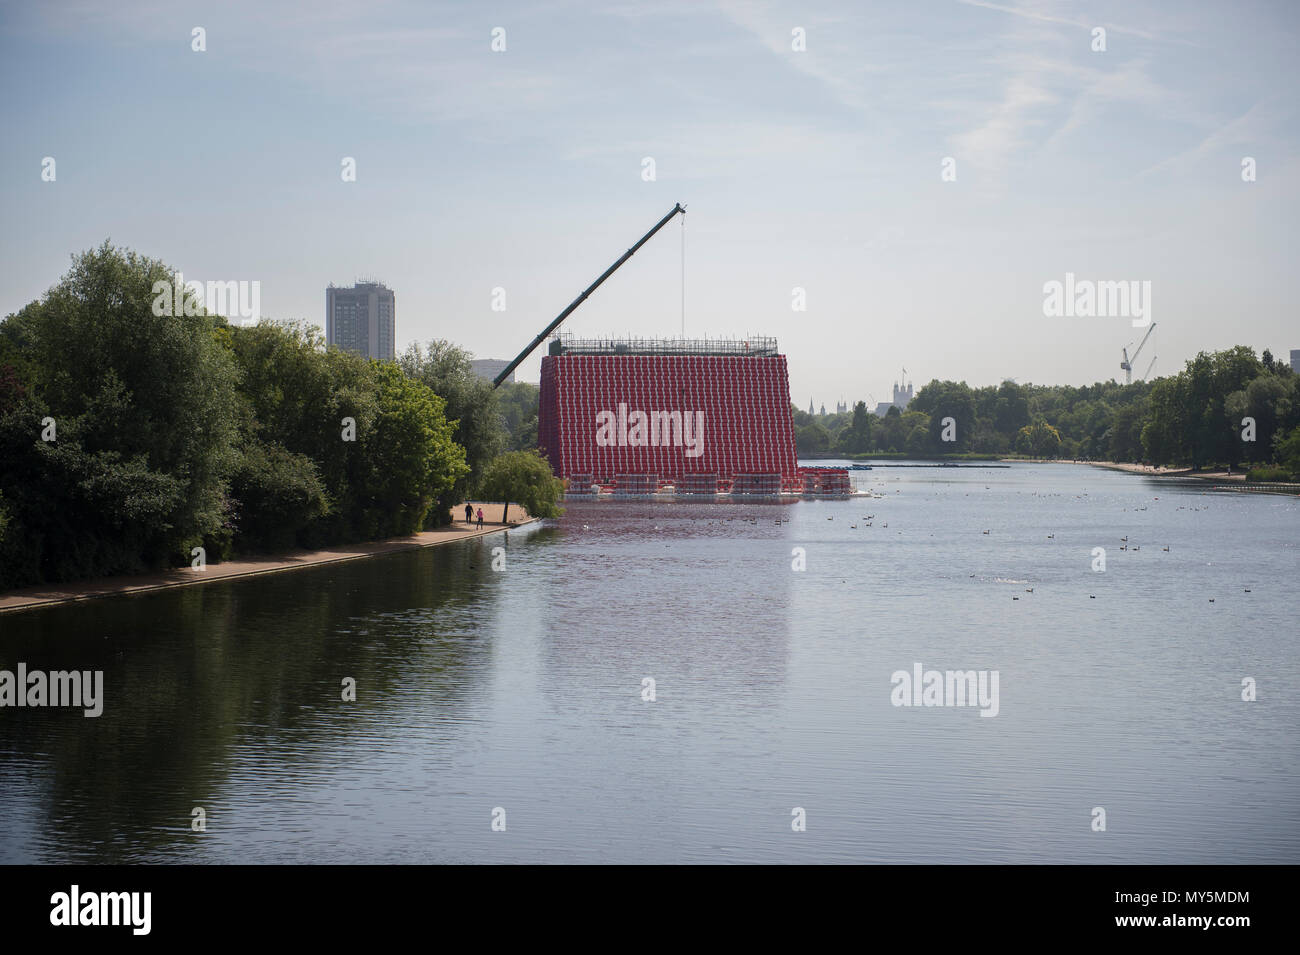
[1,463,1297,863]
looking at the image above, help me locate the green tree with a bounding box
[911,379,975,452]
[1143,371,1189,465]
[227,440,329,552]
[224,320,382,546]
[878,405,906,452]
[1209,347,1263,466]
[1142,348,1262,468]
[1016,419,1062,458]
[1275,425,1300,477]
[794,420,831,455]
[478,450,564,523]
[905,423,930,456]
[398,340,504,478]
[1226,375,1292,463]
[994,381,1031,435]
[496,380,540,451]
[1108,400,1149,462]
[399,341,506,521]
[0,242,240,586]
[837,401,874,454]
[353,361,468,538]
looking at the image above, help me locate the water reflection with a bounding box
[1,466,1297,863]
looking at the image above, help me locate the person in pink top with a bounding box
[476,507,484,529]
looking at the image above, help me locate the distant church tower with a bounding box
[809,398,814,415]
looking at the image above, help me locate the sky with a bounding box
[1,0,1297,406]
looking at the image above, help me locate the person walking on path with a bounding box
[476,507,484,529]
[464,503,473,524]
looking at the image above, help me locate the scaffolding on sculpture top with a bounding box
[549,333,779,358]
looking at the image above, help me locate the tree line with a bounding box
[794,345,1299,477]
[0,242,556,591]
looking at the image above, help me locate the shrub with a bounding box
[1245,466,1291,482]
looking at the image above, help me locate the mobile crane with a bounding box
[492,203,686,388]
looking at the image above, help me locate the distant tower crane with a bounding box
[1143,353,1157,380]
[1120,323,1157,384]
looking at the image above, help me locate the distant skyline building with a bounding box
[872,377,914,417]
[470,358,514,384]
[326,281,395,361]
[810,376,913,418]
[1291,349,1299,374]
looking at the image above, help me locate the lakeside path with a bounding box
[1083,461,1300,493]
[1087,461,1204,477]
[0,502,535,616]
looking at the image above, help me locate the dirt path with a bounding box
[0,504,535,615]
[1087,461,1278,481]
[1086,461,1196,476]
[1085,461,1299,493]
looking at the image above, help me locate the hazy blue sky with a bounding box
[2,0,1296,403]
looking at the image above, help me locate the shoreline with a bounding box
[0,504,535,615]
[1085,461,1196,476]
[1082,460,1300,493]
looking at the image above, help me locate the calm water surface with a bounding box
[1,463,1297,863]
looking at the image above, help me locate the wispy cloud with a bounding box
[1138,98,1286,178]
[942,3,1193,175]
[955,0,1163,42]
[950,69,1060,171]
[715,0,888,114]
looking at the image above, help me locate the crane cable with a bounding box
[680,211,686,338]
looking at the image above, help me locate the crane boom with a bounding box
[493,203,686,388]
[1131,322,1156,362]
